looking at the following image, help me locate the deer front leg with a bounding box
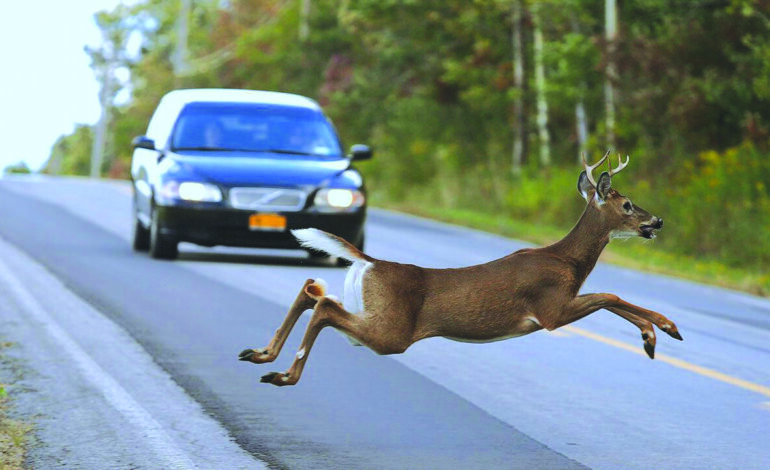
[238,278,325,365]
[555,294,682,340]
[605,307,657,359]
[609,297,683,341]
[548,294,682,359]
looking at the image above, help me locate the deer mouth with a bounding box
[640,218,663,239]
[640,226,657,239]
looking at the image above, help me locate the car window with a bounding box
[170,102,343,157]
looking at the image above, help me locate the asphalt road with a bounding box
[0,175,768,469]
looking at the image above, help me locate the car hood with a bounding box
[168,151,352,188]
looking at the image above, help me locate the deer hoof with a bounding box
[260,372,295,386]
[238,348,273,364]
[661,324,683,341]
[643,341,655,359]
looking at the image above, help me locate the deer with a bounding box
[239,152,682,386]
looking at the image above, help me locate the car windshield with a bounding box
[170,102,343,157]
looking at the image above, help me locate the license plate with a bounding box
[249,213,286,231]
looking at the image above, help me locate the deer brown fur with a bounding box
[239,153,682,386]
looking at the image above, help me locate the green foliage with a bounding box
[654,143,770,268]
[44,125,94,176]
[43,0,770,285]
[2,162,31,175]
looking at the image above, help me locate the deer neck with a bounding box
[548,203,610,279]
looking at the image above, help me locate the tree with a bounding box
[511,0,527,174]
[604,0,617,149]
[44,125,94,176]
[532,1,551,166]
[3,162,31,174]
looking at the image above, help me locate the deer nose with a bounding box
[653,217,663,229]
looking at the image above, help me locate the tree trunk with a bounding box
[511,0,526,175]
[300,0,311,41]
[605,0,617,149]
[575,95,588,162]
[173,0,190,80]
[533,4,551,167]
[90,63,113,179]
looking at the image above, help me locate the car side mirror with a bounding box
[349,144,372,161]
[132,135,156,150]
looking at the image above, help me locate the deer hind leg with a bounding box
[261,297,412,387]
[238,278,324,365]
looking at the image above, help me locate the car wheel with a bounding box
[149,208,178,260]
[133,218,151,251]
[132,202,150,251]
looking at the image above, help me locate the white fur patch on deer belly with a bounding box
[444,332,529,344]
[343,260,370,315]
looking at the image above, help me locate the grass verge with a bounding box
[0,342,30,470]
[380,202,770,297]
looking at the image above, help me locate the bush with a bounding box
[653,143,770,268]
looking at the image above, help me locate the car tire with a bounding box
[132,202,151,251]
[132,217,151,251]
[149,208,178,260]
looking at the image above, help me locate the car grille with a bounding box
[229,187,308,212]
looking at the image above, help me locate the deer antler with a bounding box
[608,154,629,177]
[581,150,610,187]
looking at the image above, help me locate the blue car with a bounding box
[130,89,371,260]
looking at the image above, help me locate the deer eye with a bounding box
[623,201,633,212]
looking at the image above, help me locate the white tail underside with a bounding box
[293,228,369,346]
[292,228,359,261]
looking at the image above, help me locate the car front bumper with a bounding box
[155,204,366,249]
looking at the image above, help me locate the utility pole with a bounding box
[605,0,617,149]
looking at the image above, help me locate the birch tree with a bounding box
[511,0,526,174]
[532,2,551,166]
[604,0,617,148]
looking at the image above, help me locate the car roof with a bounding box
[160,88,322,111]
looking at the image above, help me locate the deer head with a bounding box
[577,152,663,240]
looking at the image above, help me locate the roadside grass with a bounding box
[0,342,30,470]
[379,203,770,297]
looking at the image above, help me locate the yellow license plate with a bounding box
[249,213,286,231]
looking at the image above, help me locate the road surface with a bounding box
[0,175,768,469]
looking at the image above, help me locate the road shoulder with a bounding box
[0,235,264,469]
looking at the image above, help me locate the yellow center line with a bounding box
[563,325,770,399]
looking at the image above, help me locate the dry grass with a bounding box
[0,342,30,470]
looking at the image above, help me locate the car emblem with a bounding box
[229,187,307,212]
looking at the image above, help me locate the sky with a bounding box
[0,0,126,172]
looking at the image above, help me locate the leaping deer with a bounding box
[239,153,682,386]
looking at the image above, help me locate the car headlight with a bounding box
[159,181,223,203]
[313,188,365,212]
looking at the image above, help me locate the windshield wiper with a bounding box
[173,147,333,156]
[255,149,317,156]
[172,146,242,152]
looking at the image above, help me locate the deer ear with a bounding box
[577,171,593,201]
[596,171,612,201]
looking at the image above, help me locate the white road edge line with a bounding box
[0,257,197,469]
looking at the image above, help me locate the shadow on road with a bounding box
[173,246,344,269]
